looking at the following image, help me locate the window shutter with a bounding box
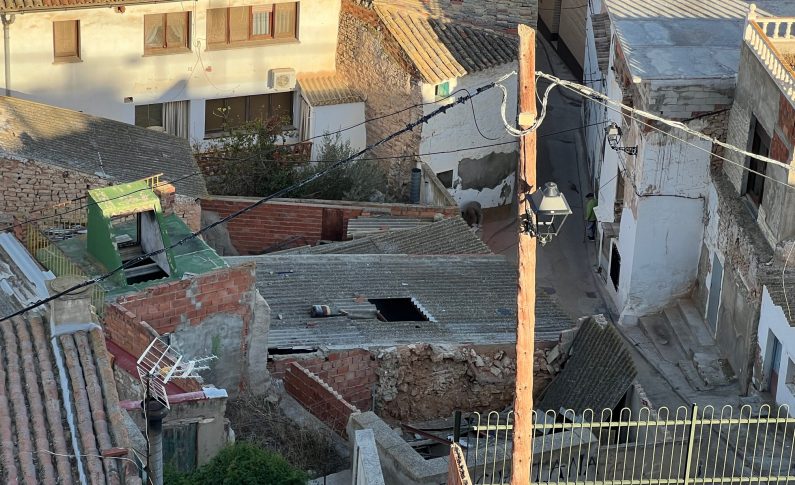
[144,14,165,50]
[166,12,189,49]
[53,20,79,59]
[206,8,228,45]
[250,5,272,38]
[274,2,296,39]
[229,6,249,43]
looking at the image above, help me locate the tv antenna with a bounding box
[136,337,216,485]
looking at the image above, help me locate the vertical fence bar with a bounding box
[683,403,699,485]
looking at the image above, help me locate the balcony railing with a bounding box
[457,404,795,484]
[745,13,795,102]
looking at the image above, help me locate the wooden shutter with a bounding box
[53,20,79,59]
[144,14,165,51]
[206,8,228,45]
[166,12,189,49]
[274,2,297,39]
[250,5,272,39]
[229,6,249,43]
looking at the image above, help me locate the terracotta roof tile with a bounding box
[297,72,364,107]
[374,5,516,84]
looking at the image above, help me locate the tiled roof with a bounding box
[295,217,492,255]
[228,254,573,349]
[0,0,179,13]
[0,240,135,484]
[374,4,517,84]
[0,96,207,198]
[538,315,636,414]
[297,72,363,107]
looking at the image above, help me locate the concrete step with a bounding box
[676,299,716,348]
[693,353,736,387]
[677,360,712,392]
[663,305,700,359]
[638,314,688,364]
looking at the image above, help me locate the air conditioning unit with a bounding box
[269,68,296,90]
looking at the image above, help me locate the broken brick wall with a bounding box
[200,196,458,255]
[112,263,268,395]
[284,362,360,437]
[269,348,377,411]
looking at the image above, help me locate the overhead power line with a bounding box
[536,71,795,174]
[0,74,512,324]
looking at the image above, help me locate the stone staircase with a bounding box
[639,299,736,391]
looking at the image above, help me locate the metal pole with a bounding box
[145,398,169,485]
[511,24,538,485]
[453,410,462,445]
[683,403,699,485]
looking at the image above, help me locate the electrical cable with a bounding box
[537,70,795,174]
[0,80,501,324]
[496,73,557,136]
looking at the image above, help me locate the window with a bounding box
[207,2,297,47]
[744,118,770,209]
[437,170,453,188]
[53,20,80,62]
[135,104,163,129]
[435,81,450,100]
[144,12,190,54]
[204,92,294,136]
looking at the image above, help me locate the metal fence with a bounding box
[461,404,795,484]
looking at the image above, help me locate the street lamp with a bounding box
[605,122,638,156]
[521,182,572,245]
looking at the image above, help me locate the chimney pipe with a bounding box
[144,398,169,485]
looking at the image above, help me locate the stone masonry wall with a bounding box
[337,0,422,199]
[113,263,266,394]
[354,0,537,34]
[200,196,458,255]
[0,157,108,216]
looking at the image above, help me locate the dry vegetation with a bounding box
[226,393,349,478]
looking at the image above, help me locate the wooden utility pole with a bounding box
[511,24,537,485]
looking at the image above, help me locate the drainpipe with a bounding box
[144,398,169,485]
[1,13,14,96]
[409,167,422,204]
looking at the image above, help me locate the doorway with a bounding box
[769,335,783,400]
[706,255,723,336]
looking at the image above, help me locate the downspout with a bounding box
[1,13,14,96]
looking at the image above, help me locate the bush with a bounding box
[165,443,307,485]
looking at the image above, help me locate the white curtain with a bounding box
[163,100,189,139]
[299,97,311,142]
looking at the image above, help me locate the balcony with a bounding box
[745,8,795,103]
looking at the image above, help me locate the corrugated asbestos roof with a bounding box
[0,0,179,13]
[374,4,516,84]
[228,254,573,349]
[297,73,363,107]
[537,316,637,414]
[0,239,135,484]
[0,96,207,198]
[293,217,492,255]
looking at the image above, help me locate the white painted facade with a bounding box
[418,63,519,209]
[758,286,795,411]
[305,101,366,159]
[0,0,364,149]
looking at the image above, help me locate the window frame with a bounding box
[743,117,770,211]
[206,2,298,49]
[52,20,81,63]
[143,12,192,55]
[204,92,294,137]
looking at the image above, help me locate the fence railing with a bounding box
[745,20,795,102]
[461,404,795,484]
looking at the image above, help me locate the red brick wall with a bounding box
[284,362,359,437]
[200,197,459,255]
[269,349,376,411]
[113,263,256,335]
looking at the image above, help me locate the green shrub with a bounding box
[165,443,307,485]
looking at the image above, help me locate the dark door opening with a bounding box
[609,243,621,291]
[745,120,770,209]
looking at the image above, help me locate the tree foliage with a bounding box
[201,117,386,202]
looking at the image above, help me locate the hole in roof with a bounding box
[368,298,432,322]
[268,347,319,356]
